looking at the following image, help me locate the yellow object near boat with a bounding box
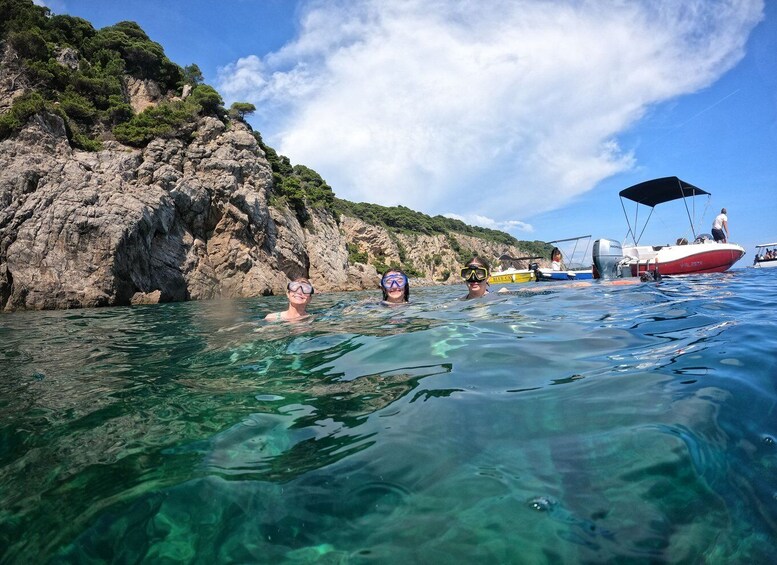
[488,270,535,284]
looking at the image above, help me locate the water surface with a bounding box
[1,270,776,563]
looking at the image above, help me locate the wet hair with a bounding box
[381,269,410,302]
[464,256,490,271]
[551,247,562,260]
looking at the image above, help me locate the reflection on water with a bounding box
[1,271,777,562]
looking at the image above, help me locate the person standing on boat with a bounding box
[711,208,729,243]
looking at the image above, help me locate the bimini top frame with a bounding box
[618,176,711,245]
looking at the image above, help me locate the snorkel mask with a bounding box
[460,265,489,282]
[381,273,408,290]
[287,281,314,295]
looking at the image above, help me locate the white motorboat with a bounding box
[593,177,746,279]
[753,243,777,268]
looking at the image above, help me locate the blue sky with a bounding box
[40,0,776,259]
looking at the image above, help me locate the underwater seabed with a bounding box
[1,270,777,562]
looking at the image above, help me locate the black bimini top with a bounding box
[619,176,710,207]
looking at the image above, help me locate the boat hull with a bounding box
[593,239,745,278]
[753,258,777,269]
[536,269,593,281]
[630,244,746,276]
[488,270,535,284]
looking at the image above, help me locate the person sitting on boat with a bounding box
[265,277,314,322]
[711,208,729,243]
[676,237,688,245]
[550,247,563,271]
[461,257,490,299]
[380,269,410,304]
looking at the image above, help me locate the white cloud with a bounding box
[444,213,534,234]
[217,0,763,235]
[33,1,69,15]
[217,56,267,100]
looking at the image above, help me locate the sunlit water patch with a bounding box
[1,270,776,562]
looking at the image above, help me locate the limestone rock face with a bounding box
[124,76,163,115]
[56,47,80,70]
[0,113,375,311]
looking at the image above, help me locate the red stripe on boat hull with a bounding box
[630,248,745,276]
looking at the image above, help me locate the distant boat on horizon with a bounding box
[753,242,777,268]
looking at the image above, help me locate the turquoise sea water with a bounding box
[1,269,776,563]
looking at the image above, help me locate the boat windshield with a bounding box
[546,235,592,270]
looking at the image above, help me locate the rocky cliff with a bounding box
[0,31,537,312]
[0,109,538,311]
[2,102,550,312]
[0,110,381,311]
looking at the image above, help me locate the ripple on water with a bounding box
[2,273,777,562]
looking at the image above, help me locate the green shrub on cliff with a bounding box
[252,132,337,225]
[48,15,96,47]
[0,92,47,138]
[113,100,198,146]
[0,90,99,150]
[59,88,98,123]
[335,200,502,243]
[189,84,224,116]
[347,243,368,264]
[229,102,256,121]
[6,26,50,60]
[0,0,221,148]
[182,64,204,86]
[333,199,552,257]
[82,21,182,92]
[0,0,50,36]
[112,84,226,146]
[293,165,335,210]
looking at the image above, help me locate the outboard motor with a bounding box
[592,238,624,279]
[528,262,541,282]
